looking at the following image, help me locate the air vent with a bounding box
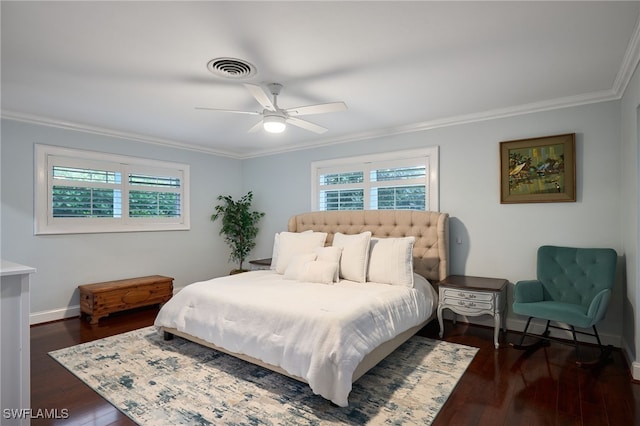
[207,57,257,79]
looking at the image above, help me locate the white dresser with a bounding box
[1,260,35,426]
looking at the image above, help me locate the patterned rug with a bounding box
[49,326,477,425]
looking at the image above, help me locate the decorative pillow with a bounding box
[332,232,372,283]
[283,253,318,280]
[270,230,313,270]
[274,231,327,274]
[299,261,339,285]
[315,246,343,282]
[367,236,415,287]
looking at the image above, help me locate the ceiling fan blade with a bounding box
[286,117,328,134]
[286,101,347,117]
[195,107,260,115]
[244,83,276,111]
[247,120,263,133]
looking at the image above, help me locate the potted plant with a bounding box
[211,191,265,273]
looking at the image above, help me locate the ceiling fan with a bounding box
[196,83,347,134]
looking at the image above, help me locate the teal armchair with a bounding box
[511,245,617,366]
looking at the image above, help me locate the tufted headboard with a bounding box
[287,210,449,284]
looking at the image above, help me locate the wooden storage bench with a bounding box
[79,275,173,325]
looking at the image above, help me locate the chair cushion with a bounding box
[513,300,594,329]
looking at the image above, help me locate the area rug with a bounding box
[49,326,477,425]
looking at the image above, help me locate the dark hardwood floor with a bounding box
[31,308,639,425]
[419,322,640,426]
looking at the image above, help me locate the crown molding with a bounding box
[2,85,621,161]
[0,110,243,159]
[1,67,631,161]
[613,13,640,97]
[241,88,620,159]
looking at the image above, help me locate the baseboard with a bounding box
[506,317,621,346]
[619,339,639,380]
[440,312,622,347]
[30,305,80,325]
[633,362,640,381]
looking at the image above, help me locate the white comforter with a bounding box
[154,270,437,406]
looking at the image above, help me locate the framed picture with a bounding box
[500,133,576,204]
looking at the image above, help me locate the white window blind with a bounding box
[318,170,364,210]
[35,145,190,234]
[311,147,439,212]
[52,164,123,218]
[128,173,182,218]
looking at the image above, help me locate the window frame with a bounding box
[35,144,190,235]
[311,146,439,212]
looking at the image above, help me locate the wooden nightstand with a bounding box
[437,275,508,349]
[248,258,272,270]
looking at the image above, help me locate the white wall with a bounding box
[620,61,640,377]
[243,100,624,343]
[0,119,243,323]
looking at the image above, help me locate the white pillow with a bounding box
[283,253,317,280]
[299,261,339,285]
[368,236,415,287]
[332,232,372,283]
[315,246,343,282]
[315,245,342,263]
[270,230,313,270]
[274,231,327,274]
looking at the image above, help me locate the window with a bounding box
[35,145,190,234]
[311,147,439,211]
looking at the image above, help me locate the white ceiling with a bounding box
[2,1,639,158]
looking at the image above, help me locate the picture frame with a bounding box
[500,133,576,204]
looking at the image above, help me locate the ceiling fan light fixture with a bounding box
[196,82,346,134]
[263,115,286,133]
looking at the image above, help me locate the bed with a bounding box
[155,210,449,406]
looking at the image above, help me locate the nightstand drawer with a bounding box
[441,288,494,302]
[442,296,493,312]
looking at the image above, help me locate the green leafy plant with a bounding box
[211,191,265,273]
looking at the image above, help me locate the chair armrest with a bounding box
[586,288,612,325]
[514,280,544,303]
